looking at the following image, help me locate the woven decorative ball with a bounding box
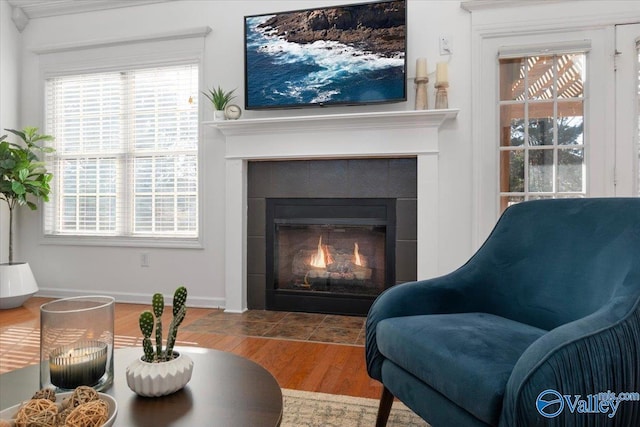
[66,386,99,409]
[32,388,57,402]
[57,406,74,426]
[14,398,58,427]
[65,399,109,427]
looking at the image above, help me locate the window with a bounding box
[44,63,199,241]
[498,53,586,211]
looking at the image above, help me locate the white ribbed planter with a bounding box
[0,262,39,309]
[125,352,193,397]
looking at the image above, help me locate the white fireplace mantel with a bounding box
[207,109,458,134]
[206,109,459,313]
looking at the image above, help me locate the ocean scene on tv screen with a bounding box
[245,1,406,109]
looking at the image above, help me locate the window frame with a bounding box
[469,15,619,249]
[467,3,640,251]
[35,38,206,249]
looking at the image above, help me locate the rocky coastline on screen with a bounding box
[258,1,405,57]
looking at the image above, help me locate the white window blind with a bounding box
[44,63,199,240]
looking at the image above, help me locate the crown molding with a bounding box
[461,0,567,12]
[7,0,174,19]
[11,5,28,32]
[30,26,211,54]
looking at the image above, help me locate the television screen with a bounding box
[244,0,407,110]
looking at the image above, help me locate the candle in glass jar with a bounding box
[436,62,449,85]
[49,341,108,389]
[416,58,427,79]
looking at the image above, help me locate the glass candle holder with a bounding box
[40,296,115,392]
[435,82,449,109]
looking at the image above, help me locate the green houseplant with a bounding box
[0,127,54,264]
[0,127,54,309]
[125,286,194,397]
[202,86,236,119]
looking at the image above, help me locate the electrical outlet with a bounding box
[439,36,452,55]
[140,253,150,267]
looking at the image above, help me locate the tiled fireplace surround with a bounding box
[248,158,415,311]
[208,109,458,313]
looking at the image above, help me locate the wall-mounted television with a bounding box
[244,0,407,110]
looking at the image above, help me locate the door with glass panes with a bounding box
[497,26,639,213]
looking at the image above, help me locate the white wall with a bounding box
[0,0,22,264]
[15,0,472,306]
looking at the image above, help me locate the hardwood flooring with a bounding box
[0,297,383,399]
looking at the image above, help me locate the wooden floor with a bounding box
[0,297,383,399]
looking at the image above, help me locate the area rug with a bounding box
[281,389,429,427]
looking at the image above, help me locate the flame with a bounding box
[310,236,327,268]
[353,242,362,266]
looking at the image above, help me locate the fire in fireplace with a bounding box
[266,198,396,315]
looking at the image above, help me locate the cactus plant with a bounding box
[138,286,188,362]
[152,293,164,359]
[166,286,188,356]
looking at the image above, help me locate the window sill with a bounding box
[40,235,204,250]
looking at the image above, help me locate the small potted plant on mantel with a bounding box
[125,286,194,397]
[202,85,236,120]
[0,127,54,309]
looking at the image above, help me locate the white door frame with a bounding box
[468,2,640,248]
[614,23,640,196]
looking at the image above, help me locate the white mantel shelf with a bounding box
[210,108,459,313]
[204,109,459,136]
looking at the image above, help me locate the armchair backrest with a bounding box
[464,198,640,330]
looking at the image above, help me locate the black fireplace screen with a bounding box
[266,198,396,315]
[275,224,386,295]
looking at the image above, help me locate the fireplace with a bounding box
[211,110,457,313]
[266,198,396,315]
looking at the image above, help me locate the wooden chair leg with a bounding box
[375,386,394,427]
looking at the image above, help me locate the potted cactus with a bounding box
[125,286,194,397]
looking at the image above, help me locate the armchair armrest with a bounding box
[500,297,640,427]
[365,271,482,380]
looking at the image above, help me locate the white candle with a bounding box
[416,58,427,79]
[436,62,449,85]
[49,341,108,389]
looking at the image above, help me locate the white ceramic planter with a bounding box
[0,262,39,309]
[125,352,193,397]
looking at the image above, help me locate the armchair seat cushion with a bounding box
[377,312,547,425]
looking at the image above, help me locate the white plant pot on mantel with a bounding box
[214,110,226,121]
[0,262,39,309]
[126,351,194,397]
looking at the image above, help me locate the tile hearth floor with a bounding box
[182,310,367,346]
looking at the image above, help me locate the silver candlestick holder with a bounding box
[435,82,449,109]
[415,77,429,110]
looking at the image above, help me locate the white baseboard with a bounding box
[35,288,226,309]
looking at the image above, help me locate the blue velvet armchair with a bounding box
[366,198,640,427]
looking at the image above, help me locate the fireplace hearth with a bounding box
[266,198,396,316]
